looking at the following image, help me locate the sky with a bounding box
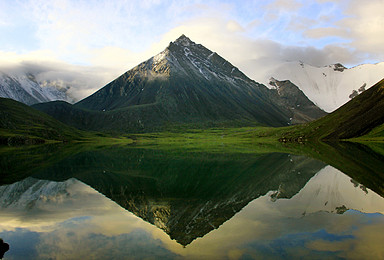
[0,0,383,100]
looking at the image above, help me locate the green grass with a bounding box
[0,97,135,145]
[350,123,384,142]
[2,78,383,148]
[131,127,286,154]
[0,97,84,144]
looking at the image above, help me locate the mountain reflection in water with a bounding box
[0,144,383,259]
[32,148,326,246]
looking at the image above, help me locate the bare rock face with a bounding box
[349,90,359,99]
[332,63,347,72]
[269,78,327,124]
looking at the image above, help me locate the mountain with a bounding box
[0,97,83,145]
[269,78,326,124]
[34,35,324,133]
[281,78,384,141]
[268,61,384,112]
[0,70,71,105]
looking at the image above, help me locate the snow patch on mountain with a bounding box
[0,70,72,105]
[158,35,246,86]
[267,61,384,112]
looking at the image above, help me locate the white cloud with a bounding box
[0,53,119,102]
[145,16,361,84]
[304,0,384,61]
[305,27,349,39]
[226,20,245,33]
[342,0,384,55]
[0,0,382,100]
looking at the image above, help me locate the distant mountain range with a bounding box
[1,38,383,118]
[32,35,325,132]
[0,70,71,105]
[268,61,384,112]
[0,35,382,140]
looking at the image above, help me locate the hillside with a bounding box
[0,98,83,145]
[280,78,384,141]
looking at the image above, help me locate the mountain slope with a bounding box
[0,70,70,105]
[65,35,325,131]
[281,78,384,140]
[0,97,83,144]
[269,78,326,124]
[269,61,384,112]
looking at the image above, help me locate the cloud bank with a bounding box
[0,0,383,100]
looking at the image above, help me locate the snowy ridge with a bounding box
[0,177,78,208]
[171,35,245,85]
[0,70,70,105]
[268,61,384,112]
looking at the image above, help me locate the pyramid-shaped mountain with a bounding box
[69,35,324,130]
[34,36,325,132]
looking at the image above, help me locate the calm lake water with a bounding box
[0,143,384,259]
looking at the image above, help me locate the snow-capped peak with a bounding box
[268,61,384,112]
[0,70,70,105]
[173,34,194,46]
[152,49,169,64]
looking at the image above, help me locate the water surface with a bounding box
[0,143,383,259]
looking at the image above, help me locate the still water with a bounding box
[0,143,384,259]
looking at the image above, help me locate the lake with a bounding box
[0,142,384,259]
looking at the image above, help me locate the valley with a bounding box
[1,36,382,147]
[1,1,384,258]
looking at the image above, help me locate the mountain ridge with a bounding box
[268,61,384,112]
[0,70,71,105]
[35,35,325,132]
